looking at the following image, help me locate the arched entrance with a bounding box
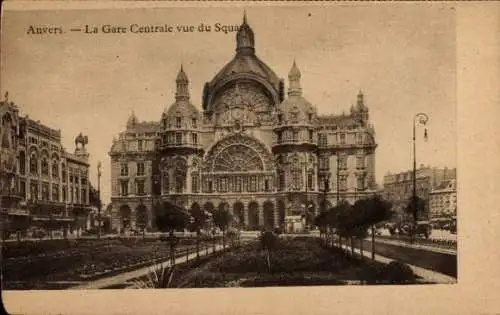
[119,205,132,233]
[263,201,274,230]
[248,201,259,230]
[203,202,215,214]
[277,200,286,228]
[218,202,230,213]
[233,202,244,226]
[135,204,148,233]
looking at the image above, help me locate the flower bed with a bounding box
[2,238,198,289]
[177,237,420,288]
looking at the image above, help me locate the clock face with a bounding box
[232,108,243,120]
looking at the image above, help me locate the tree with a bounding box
[260,231,280,273]
[213,208,232,250]
[154,201,189,265]
[360,196,393,260]
[189,205,208,259]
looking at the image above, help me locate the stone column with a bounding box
[243,203,249,226]
[258,202,264,227]
[273,203,279,228]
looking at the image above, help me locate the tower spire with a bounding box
[288,59,302,96]
[236,11,255,55]
[175,64,190,102]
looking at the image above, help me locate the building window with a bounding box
[163,172,169,192]
[308,130,314,142]
[120,163,128,176]
[292,130,299,142]
[62,186,66,202]
[319,156,329,170]
[121,180,129,196]
[339,133,346,145]
[338,155,347,170]
[308,113,313,122]
[277,113,283,124]
[30,153,38,175]
[75,188,80,203]
[356,155,365,169]
[121,141,127,151]
[30,181,38,200]
[264,179,270,191]
[175,173,184,193]
[192,133,198,145]
[62,164,67,183]
[137,162,145,176]
[318,133,327,147]
[52,184,59,202]
[278,171,285,191]
[307,173,313,190]
[248,176,257,192]
[357,176,365,190]
[52,160,59,179]
[234,176,242,192]
[138,140,143,151]
[191,174,199,193]
[175,115,182,128]
[290,111,298,123]
[18,180,25,198]
[81,188,87,204]
[42,182,49,201]
[219,177,228,192]
[340,175,347,191]
[192,118,197,128]
[19,151,26,175]
[175,132,182,145]
[136,180,145,195]
[356,133,363,145]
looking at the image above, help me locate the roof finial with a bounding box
[243,10,247,24]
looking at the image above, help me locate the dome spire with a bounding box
[175,64,190,101]
[127,110,138,128]
[288,59,302,96]
[236,11,255,55]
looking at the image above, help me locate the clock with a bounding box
[231,108,243,120]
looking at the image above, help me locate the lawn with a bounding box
[1,237,204,290]
[174,237,421,288]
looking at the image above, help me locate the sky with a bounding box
[1,4,456,204]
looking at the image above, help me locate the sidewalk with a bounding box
[373,237,457,255]
[345,245,457,284]
[70,244,225,290]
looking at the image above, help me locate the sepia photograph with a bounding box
[1,3,459,294]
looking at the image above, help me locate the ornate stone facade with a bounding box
[109,15,377,233]
[0,93,92,238]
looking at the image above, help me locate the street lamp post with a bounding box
[97,161,102,239]
[412,113,429,234]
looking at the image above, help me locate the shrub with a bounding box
[383,260,416,284]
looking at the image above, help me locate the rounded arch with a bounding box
[248,201,259,229]
[263,201,275,230]
[277,200,286,227]
[135,204,148,230]
[233,202,244,225]
[119,205,132,232]
[190,202,201,213]
[203,201,215,214]
[202,134,275,172]
[218,202,230,213]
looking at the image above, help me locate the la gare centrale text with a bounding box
[26,23,241,35]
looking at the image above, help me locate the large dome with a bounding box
[203,14,283,111]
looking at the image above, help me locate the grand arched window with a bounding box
[41,155,49,176]
[213,145,264,172]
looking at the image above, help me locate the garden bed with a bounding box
[175,237,421,288]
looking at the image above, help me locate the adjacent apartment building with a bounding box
[383,165,456,222]
[0,94,93,239]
